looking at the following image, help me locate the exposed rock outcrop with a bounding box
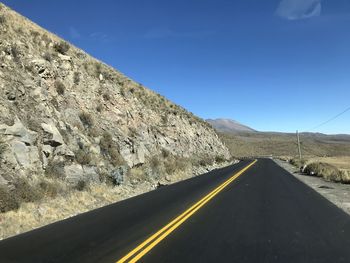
[0,3,230,191]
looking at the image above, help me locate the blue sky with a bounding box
[3,0,350,134]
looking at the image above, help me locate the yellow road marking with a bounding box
[116,160,257,263]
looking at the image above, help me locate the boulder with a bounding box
[64,164,84,186]
[133,145,146,166]
[30,59,54,79]
[0,119,37,145]
[55,145,74,158]
[10,140,39,169]
[57,53,71,61]
[41,122,64,147]
[120,143,147,167]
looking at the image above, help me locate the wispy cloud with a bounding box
[144,27,213,39]
[89,32,110,42]
[69,27,81,39]
[276,0,322,20]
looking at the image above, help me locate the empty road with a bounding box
[1,159,350,262]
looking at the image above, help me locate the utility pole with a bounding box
[296,130,302,162]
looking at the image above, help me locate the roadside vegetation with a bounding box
[288,156,350,184]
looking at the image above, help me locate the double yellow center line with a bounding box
[116,160,257,263]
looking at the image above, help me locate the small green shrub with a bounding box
[150,156,161,170]
[95,63,102,78]
[127,167,146,182]
[14,177,43,203]
[45,160,65,178]
[73,72,80,85]
[161,115,168,125]
[164,156,189,175]
[120,87,125,97]
[0,15,6,25]
[41,34,51,47]
[54,41,70,54]
[96,104,103,113]
[99,132,125,166]
[30,30,40,38]
[100,132,113,155]
[79,111,94,128]
[198,156,214,166]
[42,52,52,62]
[88,127,100,138]
[103,92,111,101]
[10,45,20,63]
[74,180,87,191]
[161,149,170,158]
[0,186,19,213]
[215,155,226,163]
[54,80,65,95]
[109,148,126,167]
[75,148,92,165]
[0,140,6,159]
[38,179,60,198]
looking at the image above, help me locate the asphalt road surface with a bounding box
[1,159,350,263]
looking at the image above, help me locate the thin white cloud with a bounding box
[89,32,109,41]
[144,27,213,39]
[144,27,179,39]
[69,27,81,39]
[276,0,322,20]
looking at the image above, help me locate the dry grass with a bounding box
[289,156,350,184]
[304,162,342,182]
[307,156,350,170]
[0,183,152,240]
[303,157,350,184]
[0,158,232,240]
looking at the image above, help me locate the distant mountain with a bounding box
[207,118,256,133]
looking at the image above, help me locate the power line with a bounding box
[304,106,350,132]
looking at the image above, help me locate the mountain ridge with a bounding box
[207,118,256,133]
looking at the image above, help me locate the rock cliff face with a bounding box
[0,4,230,190]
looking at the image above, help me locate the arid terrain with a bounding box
[220,131,350,158]
[0,3,232,239]
[209,118,350,184]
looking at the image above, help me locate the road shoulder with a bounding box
[274,159,350,215]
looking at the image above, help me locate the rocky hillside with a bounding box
[0,3,230,211]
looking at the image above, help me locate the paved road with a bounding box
[1,159,350,262]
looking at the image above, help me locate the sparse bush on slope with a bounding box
[54,41,70,54]
[54,80,65,95]
[79,112,94,128]
[0,140,6,158]
[0,15,6,25]
[0,186,20,212]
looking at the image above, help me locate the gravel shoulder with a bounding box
[274,158,350,215]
